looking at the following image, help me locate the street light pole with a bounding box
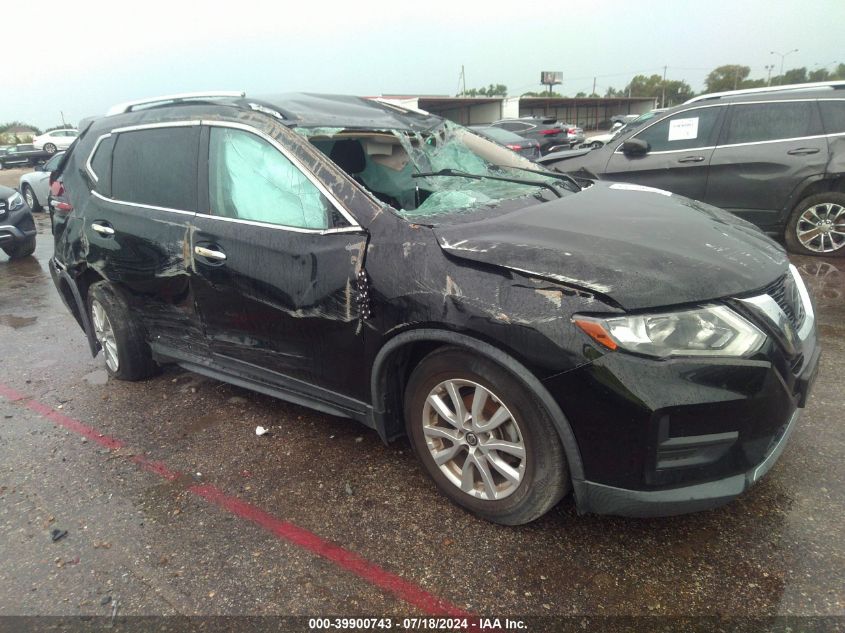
[770,49,799,82]
[765,64,775,87]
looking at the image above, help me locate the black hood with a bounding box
[433,182,788,310]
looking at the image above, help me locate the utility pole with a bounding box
[592,76,596,96]
[661,65,667,108]
[734,67,740,90]
[765,64,774,86]
[458,65,466,95]
[60,111,66,127]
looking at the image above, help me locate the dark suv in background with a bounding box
[542,82,845,256]
[48,92,818,524]
[489,116,583,153]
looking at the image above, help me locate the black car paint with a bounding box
[0,184,37,250]
[49,95,819,517]
[539,92,845,238]
[0,145,50,169]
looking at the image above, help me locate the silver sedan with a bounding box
[18,152,64,211]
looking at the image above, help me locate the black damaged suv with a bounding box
[49,92,819,524]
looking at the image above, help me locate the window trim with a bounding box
[86,133,112,183]
[85,119,362,234]
[199,119,362,234]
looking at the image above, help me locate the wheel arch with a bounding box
[785,174,845,218]
[370,328,586,490]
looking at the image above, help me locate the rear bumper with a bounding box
[575,407,800,517]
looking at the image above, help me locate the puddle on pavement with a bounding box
[83,369,109,386]
[0,315,37,329]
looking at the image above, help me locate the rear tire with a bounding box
[2,235,36,259]
[404,346,569,525]
[785,192,845,256]
[22,184,40,211]
[590,141,603,149]
[44,143,57,155]
[87,282,158,381]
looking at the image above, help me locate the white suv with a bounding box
[32,129,78,154]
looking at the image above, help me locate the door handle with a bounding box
[787,148,820,155]
[194,245,227,261]
[677,156,705,163]
[90,222,115,236]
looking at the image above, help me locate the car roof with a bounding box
[100,92,444,133]
[685,81,845,104]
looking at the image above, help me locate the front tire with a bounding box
[404,347,569,525]
[87,282,158,381]
[2,235,36,259]
[22,184,40,211]
[590,141,603,149]
[785,192,845,256]
[44,143,57,155]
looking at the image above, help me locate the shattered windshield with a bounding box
[295,121,570,218]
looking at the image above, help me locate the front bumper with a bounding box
[0,204,37,245]
[545,311,820,517]
[576,406,801,517]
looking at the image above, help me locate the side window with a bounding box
[634,107,722,152]
[44,152,64,171]
[112,126,199,210]
[722,102,822,144]
[89,135,116,197]
[819,100,845,134]
[499,122,527,132]
[208,127,331,230]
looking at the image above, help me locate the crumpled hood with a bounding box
[433,181,788,310]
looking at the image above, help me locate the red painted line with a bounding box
[190,483,469,617]
[0,383,472,619]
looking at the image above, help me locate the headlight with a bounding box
[7,192,24,212]
[574,305,765,358]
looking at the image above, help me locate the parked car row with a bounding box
[487,116,584,154]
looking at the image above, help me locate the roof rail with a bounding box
[684,80,845,104]
[106,91,246,116]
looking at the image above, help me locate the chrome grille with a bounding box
[764,274,805,330]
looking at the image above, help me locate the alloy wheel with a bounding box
[23,187,34,208]
[796,202,845,253]
[421,379,526,500]
[91,299,119,372]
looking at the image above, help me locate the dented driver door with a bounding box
[189,123,369,402]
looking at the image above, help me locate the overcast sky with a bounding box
[4,0,843,129]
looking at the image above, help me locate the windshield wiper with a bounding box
[411,168,562,198]
[491,164,583,192]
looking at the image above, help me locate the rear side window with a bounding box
[112,126,199,211]
[634,107,722,152]
[207,127,331,230]
[722,102,822,144]
[819,100,845,134]
[89,135,115,197]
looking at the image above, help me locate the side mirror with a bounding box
[621,138,649,156]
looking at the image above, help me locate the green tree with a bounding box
[521,90,562,97]
[458,83,507,97]
[705,65,751,92]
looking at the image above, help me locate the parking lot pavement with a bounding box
[0,187,843,621]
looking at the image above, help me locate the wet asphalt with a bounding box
[0,166,843,622]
